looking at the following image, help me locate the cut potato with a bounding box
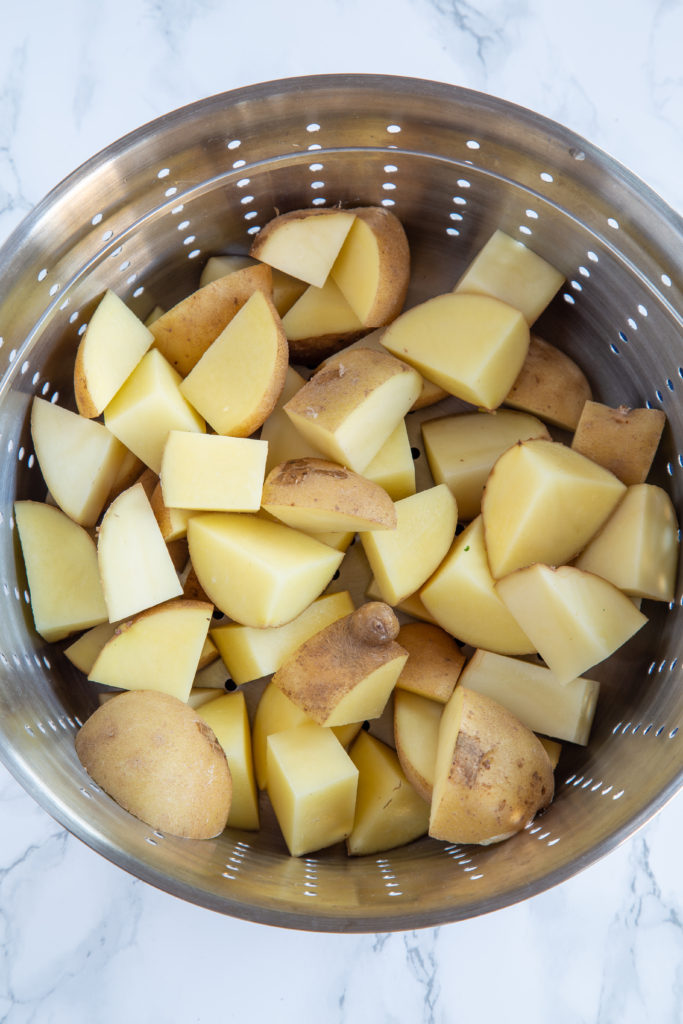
[362,419,416,501]
[260,366,324,473]
[347,731,429,856]
[421,409,551,521]
[394,622,465,703]
[381,292,530,410]
[267,722,359,857]
[360,484,457,606]
[30,398,128,528]
[273,603,408,727]
[104,348,205,474]
[458,648,600,746]
[261,457,397,533]
[187,512,343,627]
[149,481,195,542]
[574,483,679,600]
[429,686,554,845]
[453,229,564,325]
[252,680,312,789]
[74,289,154,418]
[75,690,231,839]
[281,275,366,365]
[199,254,255,284]
[14,500,108,642]
[210,590,354,686]
[420,516,536,656]
[571,401,667,485]
[88,598,213,702]
[284,347,421,473]
[197,692,260,831]
[330,206,410,327]
[495,563,648,685]
[97,482,183,622]
[180,290,288,437]
[64,621,118,675]
[504,334,592,430]
[160,431,267,512]
[150,263,273,376]
[366,577,438,624]
[106,448,146,504]
[393,689,442,802]
[250,207,356,288]
[199,255,308,317]
[481,438,627,579]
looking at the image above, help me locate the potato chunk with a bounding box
[198,692,260,831]
[280,275,365,365]
[571,401,666,484]
[160,432,267,512]
[393,690,443,802]
[481,438,626,578]
[394,622,465,703]
[250,207,355,287]
[504,334,592,430]
[381,292,530,410]
[75,690,231,839]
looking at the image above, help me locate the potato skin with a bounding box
[75,690,232,839]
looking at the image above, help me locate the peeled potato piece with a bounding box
[75,690,232,839]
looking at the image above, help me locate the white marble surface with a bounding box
[1,1,682,1021]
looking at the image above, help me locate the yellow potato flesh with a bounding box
[198,692,260,831]
[362,419,416,501]
[180,290,287,437]
[74,289,154,418]
[393,689,443,802]
[421,409,550,521]
[347,731,429,856]
[281,276,364,341]
[160,431,267,512]
[459,648,600,746]
[260,366,323,473]
[381,292,530,410]
[481,438,627,579]
[394,622,464,703]
[420,516,536,656]
[252,681,311,789]
[64,622,118,675]
[360,484,457,606]
[330,207,410,327]
[88,599,213,702]
[319,654,409,727]
[266,722,359,857]
[496,563,648,685]
[210,591,355,686]
[574,484,679,600]
[453,229,564,325]
[14,500,108,642]
[251,209,355,288]
[104,348,205,474]
[187,512,343,627]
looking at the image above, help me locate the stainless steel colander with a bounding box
[0,75,681,932]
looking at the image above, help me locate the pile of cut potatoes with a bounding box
[15,205,679,859]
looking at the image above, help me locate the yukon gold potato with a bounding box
[267,722,359,857]
[281,275,365,365]
[211,590,354,686]
[361,419,416,500]
[283,347,422,473]
[97,482,183,622]
[14,500,108,642]
[75,690,231,839]
[149,481,195,541]
[104,348,205,474]
[360,484,457,606]
[347,731,429,856]
[393,690,443,802]
[187,512,343,627]
[261,457,397,533]
[198,692,259,831]
[330,206,410,327]
[180,290,287,437]
[273,603,408,727]
[571,401,667,484]
[481,438,627,579]
[504,334,592,430]
[420,516,536,655]
[88,598,213,702]
[250,207,356,288]
[453,229,564,325]
[429,686,554,845]
[458,648,600,746]
[74,290,154,418]
[381,292,530,410]
[421,409,551,521]
[64,621,118,674]
[496,563,648,685]
[30,398,128,527]
[574,484,679,600]
[394,622,465,703]
[150,263,272,376]
[160,432,267,512]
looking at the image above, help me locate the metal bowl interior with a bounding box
[0,74,681,932]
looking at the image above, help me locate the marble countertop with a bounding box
[1,2,681,1021]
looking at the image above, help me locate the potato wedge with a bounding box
[281,275,366,365]
[393,690,442,802]
[250,207,355,287]
[394,622,465,703]
[571,401,666,484]
[504,334,592,430]
[197,692,260,831]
